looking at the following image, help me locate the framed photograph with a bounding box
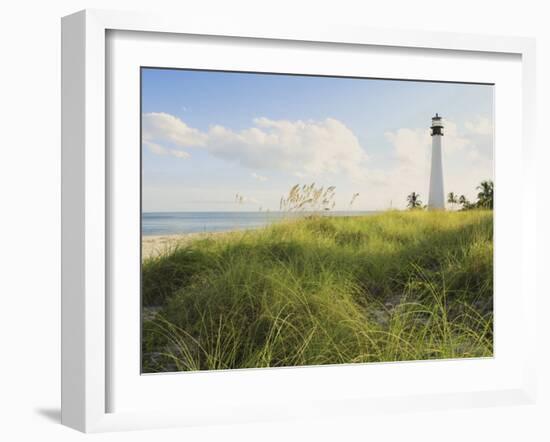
[61,9,537,432]
[139,70,497,375]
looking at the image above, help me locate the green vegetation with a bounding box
[142,210,493,373]
[406,192,423,209]
[453,180,494,211]
[447,192,458,210]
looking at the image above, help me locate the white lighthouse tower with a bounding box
[428,113,445,210]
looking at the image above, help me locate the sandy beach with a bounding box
[142,230,237,260]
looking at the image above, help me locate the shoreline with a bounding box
[142,230,239,260]
[141,211,395,260]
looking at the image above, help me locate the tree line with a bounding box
[406,180,493,210]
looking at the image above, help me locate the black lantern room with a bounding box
[430,113,444,136]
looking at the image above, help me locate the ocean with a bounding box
[142,211,379,236]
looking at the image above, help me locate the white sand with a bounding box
[141,231,236,260]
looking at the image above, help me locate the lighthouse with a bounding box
[428,113,445,209]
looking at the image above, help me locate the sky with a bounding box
[141,68,494,212]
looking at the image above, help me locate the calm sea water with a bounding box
[142,211,379,236]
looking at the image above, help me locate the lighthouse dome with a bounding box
[431,113,443,126]
[430,113,444,136]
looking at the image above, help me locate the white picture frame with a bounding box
[61,9,537,433]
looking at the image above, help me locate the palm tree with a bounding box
[476,180,494,209]
[458,194,470,210]
[447,192,458,210]
[406,192,422,209]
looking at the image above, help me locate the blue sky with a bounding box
[142,68,493,211]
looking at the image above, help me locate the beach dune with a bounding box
[142,231,233,260]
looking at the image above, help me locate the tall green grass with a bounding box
[142,210,493,372]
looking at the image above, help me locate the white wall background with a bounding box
[0,1,548,440]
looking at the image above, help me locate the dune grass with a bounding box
[141,210,493,373]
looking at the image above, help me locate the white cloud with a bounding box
[142,113,369,180]
[143,140,190,159]
[143,140,168,155]
[465,116,493,135]
[383,120,469,171]
[169,150,190,159]
[143,112,493,210]
[385,128,429,169]
[380,118,493,208]
[143,112,207,147]
[468,149,480,161]
[241,196,259,205]
[235,193,260,206]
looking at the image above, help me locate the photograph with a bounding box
[140,68,494,373]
